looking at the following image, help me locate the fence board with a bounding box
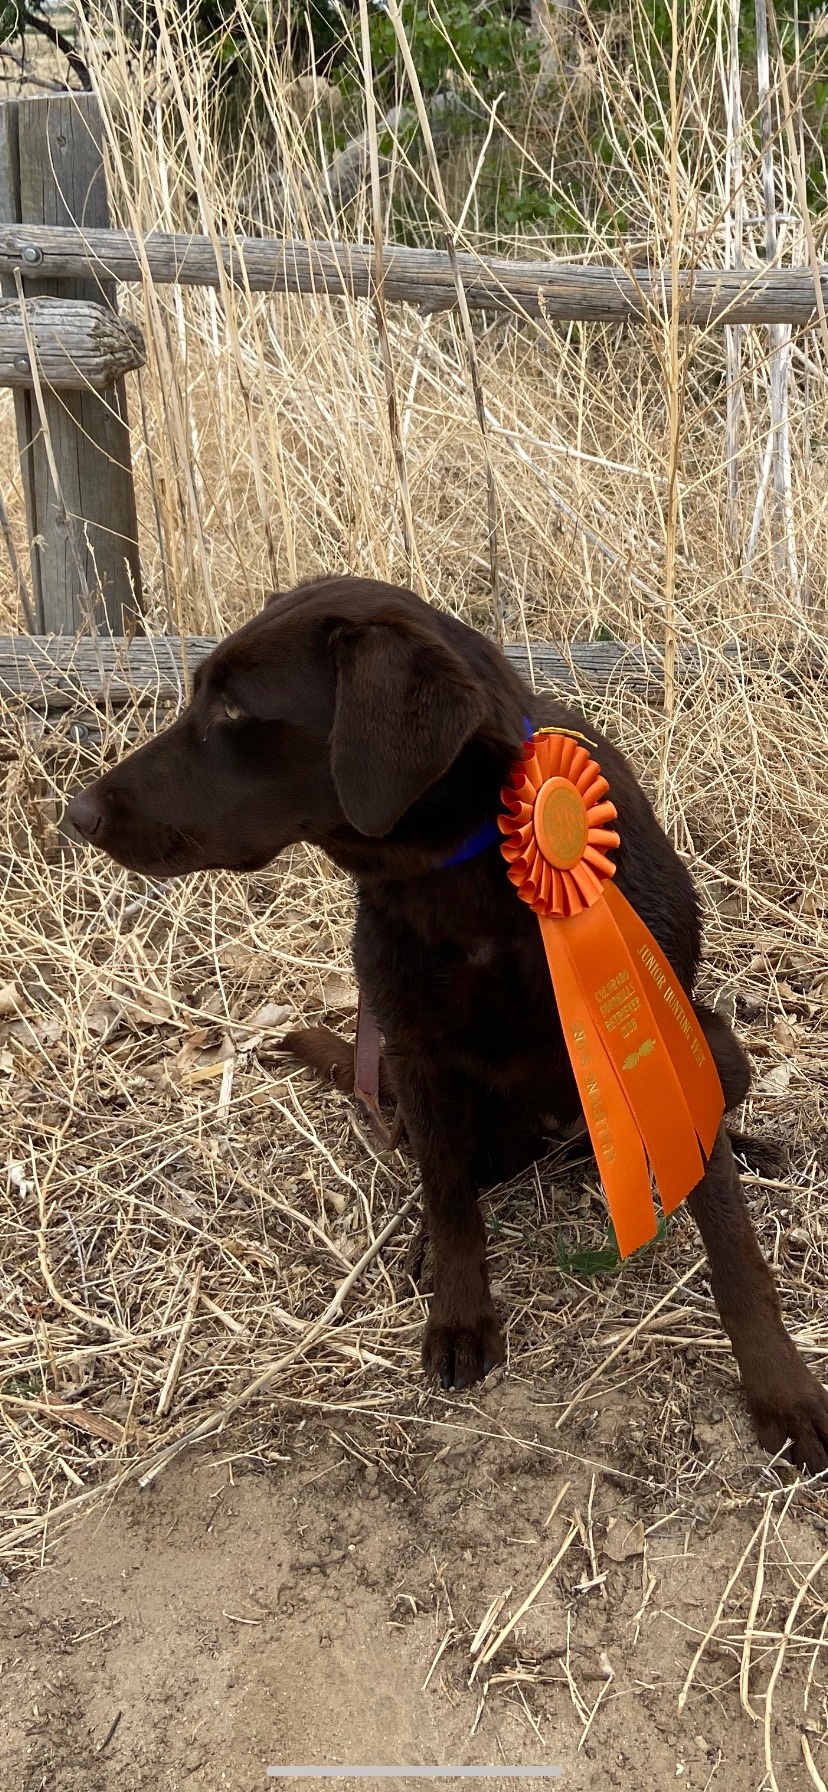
[0,635,808,716]
[0,298,145,387]
[0,227,825,325]
[0,97,142,634]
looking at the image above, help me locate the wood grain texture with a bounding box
[0,99,38,637]
[0,298,145,387]
[0,226,825,323]
[0,634,802,716]
[0,95,142,635]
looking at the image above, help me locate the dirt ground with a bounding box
[4,1362,828,1792]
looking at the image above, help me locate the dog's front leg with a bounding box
[689,1123,828,1473]
[392,1057,505,1390]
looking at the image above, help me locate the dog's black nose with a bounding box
[67,790,103,840]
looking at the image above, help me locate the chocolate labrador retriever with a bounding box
[68,576,828,1471]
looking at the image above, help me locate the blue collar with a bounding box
[437,716,532,869]
[438,818,503,867]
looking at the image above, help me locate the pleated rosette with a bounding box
[497,730,620,913]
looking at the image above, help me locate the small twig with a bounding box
[217,1055,234,1122]
[744,427,776,572]
[578,1667,614,1750]
[156,1263,202,1417]
[561,1611,591,1726]
[422,1626,456,1690]
[740,1496,774,1720]
[555,1258,705,1429]
[801,1734,828,1792]
[585,1474,606,1601]
[97,1711,123,1754]
[543,1478,572,1530]
[479,1525,579,1666]
[470,1587,512,1659]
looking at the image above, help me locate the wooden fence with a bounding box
[0,634,733,716]
[2,226,826,326]
[0,635,817,745]
[0,93,142,635]
[0,90,826,646]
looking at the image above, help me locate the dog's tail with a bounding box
[279,1025,357,1091]
[694,1003,751,1109]
[725,1127,787,1178]
[278,1025,396,1102]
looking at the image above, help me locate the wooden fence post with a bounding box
[0,92,142,634]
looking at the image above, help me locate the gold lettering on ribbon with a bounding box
[594,967,642,1040]
[636,943,706,1067]
[571,1021,617,1166]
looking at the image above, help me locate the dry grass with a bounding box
[3,0,828,1780]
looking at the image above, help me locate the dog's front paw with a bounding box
[747,1358,828,1475]
[422,1309,505,1391]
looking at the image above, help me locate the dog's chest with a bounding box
[441,929,533,1005]
[385,923,561,1057]
[356,900,576,1122]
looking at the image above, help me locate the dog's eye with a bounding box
[222,699,245,722]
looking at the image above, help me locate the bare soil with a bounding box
[4,1367,827,1792]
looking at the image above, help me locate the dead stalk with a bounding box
[385,0,504,644]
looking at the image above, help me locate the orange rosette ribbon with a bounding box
[499,730,724,1257]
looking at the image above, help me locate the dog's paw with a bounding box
[422,1310,505,1392]
[749,1364,828,1475]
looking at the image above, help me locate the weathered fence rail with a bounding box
[0,298,145,388]
[0,635,815,720]
[0,225,826,326]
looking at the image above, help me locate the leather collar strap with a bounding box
[354,991,385,1138]
[354,992,403,1148]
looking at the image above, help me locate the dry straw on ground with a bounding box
[2,0,828,1781]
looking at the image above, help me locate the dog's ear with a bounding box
[330,617,486,835]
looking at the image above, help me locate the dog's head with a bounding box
[67,577,527,879]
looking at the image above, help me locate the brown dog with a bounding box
[68,576,828,1471]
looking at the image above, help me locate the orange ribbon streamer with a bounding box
[498,730,724,1256]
